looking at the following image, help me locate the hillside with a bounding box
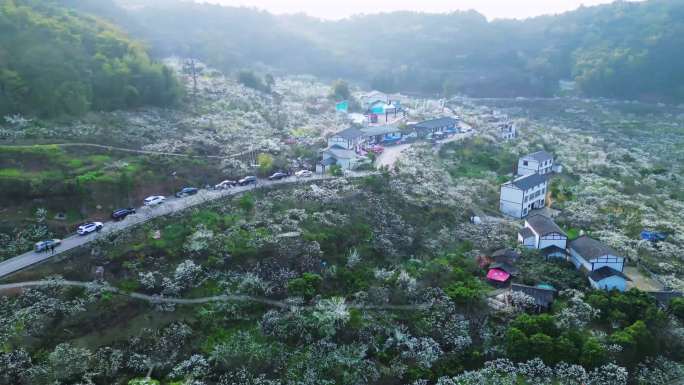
[0,0,182,118]
[66,0,684,102]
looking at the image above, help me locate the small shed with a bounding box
[588,266,631,292]
[510,283,556,310]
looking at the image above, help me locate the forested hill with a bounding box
[72,0,684,103]
[0,0,182,118]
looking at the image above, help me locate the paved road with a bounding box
[0,174,342,279]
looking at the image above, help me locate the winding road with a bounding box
[0,174,361,280]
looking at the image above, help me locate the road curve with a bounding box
[0,174,370,280]
[0,279,428,311]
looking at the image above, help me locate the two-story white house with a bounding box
[327,127,365,151]
[499,173,548,219]
[517,151,554,176]
[568,235,625,273]
[518,215,568,258]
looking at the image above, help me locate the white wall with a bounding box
[569,248,592,271]
[539,235,567,250]
[328,136,356,150]
[500,186,523,218]
[589,255,625,272]
[517,158,540,176]
[518,234,536,248]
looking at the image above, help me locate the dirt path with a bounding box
[0,279,429,310]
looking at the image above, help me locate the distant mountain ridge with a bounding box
[0,0,182,118]
[21,0,684,103]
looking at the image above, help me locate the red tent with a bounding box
[487,268,511,283]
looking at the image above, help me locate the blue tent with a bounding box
[640,230,668,242]
[335,100,349,113]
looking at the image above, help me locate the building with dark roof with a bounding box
[568,236,625,273]
[588,266,631,291]
[510,283,556,310]
[361,125,402,144]
[327,127,365,150]
[518,215,568,257]
[518,150,554,176]
[491,249,521,265]
[412,117,459,136]
[500,173,549,218]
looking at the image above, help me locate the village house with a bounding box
[518,215,568,258]
[412,117,459,137]
[361,125,403,145]
[327,127,365,151]
[568,235,625,273]
[588,266,631,292]
[317,145,363,173]
[499,173,548,219]
[517,150,554,176]
[499,121,516,140]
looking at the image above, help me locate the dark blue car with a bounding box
[176,187,199,198]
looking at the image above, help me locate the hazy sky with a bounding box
[198,0,623,20]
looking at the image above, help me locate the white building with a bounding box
[518,151,554,176]
[499,122,516,140]
[499,173,548,219]
[319,145,362,172]
[327,127,365,151]
[518,215,567,258]
[568,236,625,273]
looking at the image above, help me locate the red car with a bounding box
[370,145,384,154]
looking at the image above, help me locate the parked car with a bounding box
[111,208,136,221]
[238,176,257,186]
[295,170,313,178]
[175,187,199,198]
[268,172,289,180]
[144,195,166,206]
[77,222,103,235]
[35,239,61,252]
[370,145,384,154]
[214,180,236,190]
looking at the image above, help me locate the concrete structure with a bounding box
[588,266,630,291]
[518,215,567,258]
[568,236,625,273]
[327,127,365,151]
[499,173,548,218]
[518,151,554,176]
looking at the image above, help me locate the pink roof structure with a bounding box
[487,268,511,283]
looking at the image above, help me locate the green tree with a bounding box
[287,273,323,299]
[505,327,529,361]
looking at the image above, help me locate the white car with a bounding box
[295,170,313,178]
[214,180,236,190]
[77,222,103,235]
[144,195,166,206]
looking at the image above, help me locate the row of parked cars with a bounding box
[34,170,315,253]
